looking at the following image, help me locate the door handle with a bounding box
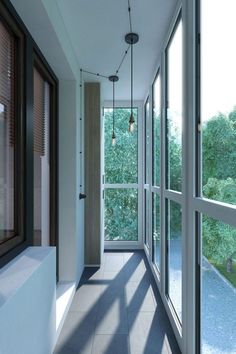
[79,193,87,200]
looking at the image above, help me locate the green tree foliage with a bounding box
[105,189,138,241]
[167,114,182,191]
[202,108,236,271]
[104,108,138,184]
[104,108,138,241]
[202,112,236,185]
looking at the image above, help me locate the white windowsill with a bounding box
[56,281,76,342]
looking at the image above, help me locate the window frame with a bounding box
[0,0,26,265]
[0,0,58,269]
[144,96,150,248]
[103,101,143,249]
[164,11,183,329]
[151,69,162,272]
[33,53,58,249]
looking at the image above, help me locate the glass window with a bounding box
[33,67,50,246]
[201,214,236,354]
[104,108,138,184]
[144,98,150,247]
[0,17,22,255]
[153,193,160,270]
[201,1,236,206]
[105,189,138,241]
[145,98,150,184]
[153,73,161,187]
[166,19,183,192]
[167,199,182,321]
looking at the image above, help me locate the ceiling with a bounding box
[57,0,177,101]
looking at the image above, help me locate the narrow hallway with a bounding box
[54,251,180,354]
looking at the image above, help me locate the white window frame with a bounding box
[102,100,144,249]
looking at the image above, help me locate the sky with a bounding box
[201,0,236,122]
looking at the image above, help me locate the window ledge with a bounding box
[0,246,55,309]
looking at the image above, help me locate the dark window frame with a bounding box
[33,53,58,250]
[0,0,58,269]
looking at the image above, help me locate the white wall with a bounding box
[0,247,56,354]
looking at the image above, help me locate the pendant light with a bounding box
[109,75,119,146]
[125,32,139,132]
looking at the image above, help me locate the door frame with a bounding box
[102,100,144,249]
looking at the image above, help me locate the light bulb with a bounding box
[112,131,116,146]
[129,122,134,132]
[128,113,135,132]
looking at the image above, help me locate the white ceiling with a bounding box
[57,0,177,101]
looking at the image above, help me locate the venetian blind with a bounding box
[0,19,15,146]
[33,68,45,156]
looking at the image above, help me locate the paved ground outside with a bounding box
[154,240,236,354]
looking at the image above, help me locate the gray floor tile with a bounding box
[55,311,96,354]
[70,284,102,312]
[95,297,128,335]
[125,280,157,312]
[104,255,124,272]
[54,345,78,354]
[125,262,150,283]
[81,267,105,283]
[128,311,180,354]
[55,252,180,354]
[91,335,129,354]
[123,251,145,264]
[100,272,126,296]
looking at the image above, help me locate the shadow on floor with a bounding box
[54,251,181,354]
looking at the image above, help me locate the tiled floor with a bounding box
[54,251,181,354]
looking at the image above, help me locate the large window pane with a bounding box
[105,189,138,241]
[145,98,150,184]
[167,200,182,321]
[153,73,161,186]
[201,215,236,354]
[104,108,138,184]
[201,1,236,205]
[0,20,17,247]
[153,193,160,270]
[33,67,50,246]
[144,98,149,247]
[166,19,182,192]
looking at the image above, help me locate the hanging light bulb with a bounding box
[112,131,116,146]
[109,75,119,146]
[129,112,135,132]
[125,32,139,133]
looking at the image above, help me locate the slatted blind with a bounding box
[33,68,45,156]
[0,19,15,146]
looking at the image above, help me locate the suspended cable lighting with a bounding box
[109,75,119,146]
[81,0,139,139]
[125,0,139,133]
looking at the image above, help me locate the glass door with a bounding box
[103,106,141,246]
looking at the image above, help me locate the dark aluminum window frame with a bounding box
[0,0,58,269]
